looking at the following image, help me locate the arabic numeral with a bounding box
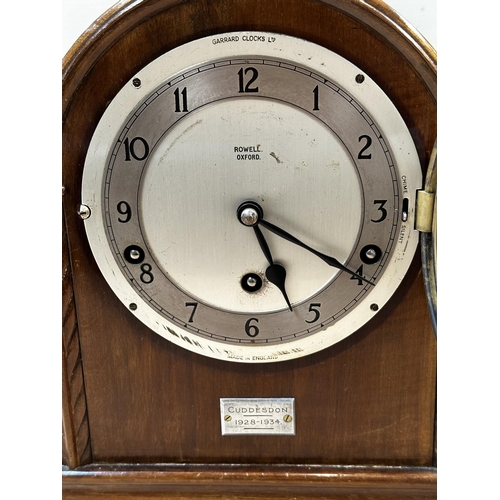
[174,87,188,112]
[313,85,319,110]
[245,317,260,337]
[305,303,321,323]
[124,137,149,161]
[140,263,154,284]
[117,201,132,223]
[185,302,198,323]
[358,135,372,159]
[350,265,365,286]
[371,200,388,223]
[238,67,259,93]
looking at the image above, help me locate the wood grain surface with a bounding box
[63,464,437,499]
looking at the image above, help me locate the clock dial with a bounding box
[82,32,421,362]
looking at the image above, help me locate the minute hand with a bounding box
[258,219,374,286]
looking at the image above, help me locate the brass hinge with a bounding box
[416,190,436,232]
[415,141,437,233]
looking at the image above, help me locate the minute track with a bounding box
[108,70,389,327]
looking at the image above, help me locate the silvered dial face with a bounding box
[82,32,421,362]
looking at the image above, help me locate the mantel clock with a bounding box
[63,1,437,498]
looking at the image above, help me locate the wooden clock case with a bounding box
[62,0,437,497]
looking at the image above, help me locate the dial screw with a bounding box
[370,303,379,311]
[365,248,377,260]
[78,204,91,220]
[247,276,258,288]
[129,249,141,260]
[355,74,365,84]
[241,273,263,293]
[132,78,141,88]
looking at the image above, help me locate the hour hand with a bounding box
[253,225,293,311]
[266,263,292,312]
[238,203,293,311]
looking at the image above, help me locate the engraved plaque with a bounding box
[220,398,295,435]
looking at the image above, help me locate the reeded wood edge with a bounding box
[360,0,436,68]
[320,0,436,99]
[62,206,92,468]
[63,464,437,498]
[62,0,186,117]
[63,0,144,76]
